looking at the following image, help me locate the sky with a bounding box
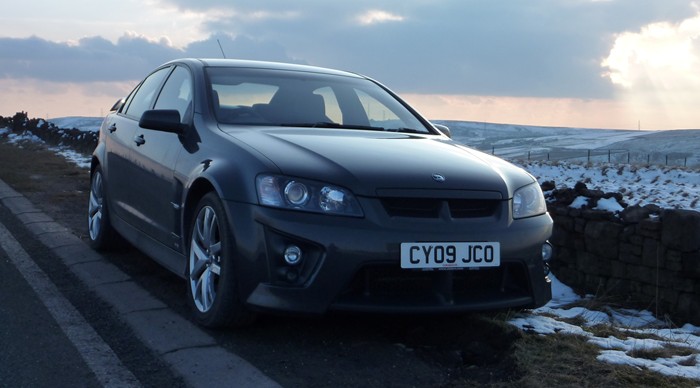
[2,0,700,130]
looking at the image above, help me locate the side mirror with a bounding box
[139,110,185,134]
[433,123,452,138]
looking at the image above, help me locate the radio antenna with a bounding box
[217,39,227,58]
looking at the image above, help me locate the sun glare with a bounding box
[600,12,700,129]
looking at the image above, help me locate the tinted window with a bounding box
[355,89,404,129]
[154,66,193,123]
[213,82,278,108]
[206,67,429,133]
[124,67,171,119]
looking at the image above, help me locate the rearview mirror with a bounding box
[139,110,185,134]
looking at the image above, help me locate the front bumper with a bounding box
[224,198,553,315]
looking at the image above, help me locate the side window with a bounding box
[123,67,171,120]
[154,66,193,123]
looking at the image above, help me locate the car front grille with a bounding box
[380,197,499,218]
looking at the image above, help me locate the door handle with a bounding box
[133,134,146,146]
[108,123,117,133]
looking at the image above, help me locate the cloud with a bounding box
[1,0,698,102]
[159,0,697,99]
[0,35,179,82]
[185,33,302,63]
[602,13,700,90]
[0,33,299,83]
[356,10,405,25]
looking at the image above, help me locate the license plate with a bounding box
[400,242,500,269]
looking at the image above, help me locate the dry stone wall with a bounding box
[546,183,700,325]
[0,113,98,155]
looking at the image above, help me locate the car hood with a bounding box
[221,126,535,198]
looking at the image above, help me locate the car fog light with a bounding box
[542,242,553,276]
[542,241,553,262]
[284,245,302,265]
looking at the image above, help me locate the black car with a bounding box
[88,58,553,327]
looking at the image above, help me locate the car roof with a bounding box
[166,58,366,79]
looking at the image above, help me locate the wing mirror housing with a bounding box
[110,98,125,112]
[433,123,452,138]
[139,109,185,134]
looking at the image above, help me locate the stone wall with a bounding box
[0,112,98,155]
[547,183,700,325]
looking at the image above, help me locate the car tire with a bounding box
[87,166,119,250]
[186,192,255,328]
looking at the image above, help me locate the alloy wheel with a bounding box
[189,205,222,313]
[88,171,105,241]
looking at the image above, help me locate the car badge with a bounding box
[432,173,446,183]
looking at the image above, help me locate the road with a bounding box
[0,176,519,387]
[0,214,138,387]
[0,179,278,387]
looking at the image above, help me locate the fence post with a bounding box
[587,149,591,162]
[492,146,495,155]
[608,149,611,162]
[528,151,531,160]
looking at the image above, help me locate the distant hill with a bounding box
[434,120,700,167]
[48,117,103,132]
[43,116,699,167]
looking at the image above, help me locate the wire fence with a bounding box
[484,147,698,168]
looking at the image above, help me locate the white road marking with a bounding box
[0,221,141,388]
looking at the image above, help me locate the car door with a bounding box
[105,66,171,226]
[127,65,193,250]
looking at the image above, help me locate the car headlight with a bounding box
[256,175,364,217]
[512,182,547,219]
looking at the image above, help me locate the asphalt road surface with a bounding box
[0,175,519,387]
[0,180,278,387]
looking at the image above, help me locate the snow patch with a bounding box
[509,274,700,381]
[595,197,624,212]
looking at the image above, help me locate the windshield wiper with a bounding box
[277,122,428,134]
[278,122,386,131]
[384,127,427,134]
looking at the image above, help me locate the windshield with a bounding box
[205,67,431,134]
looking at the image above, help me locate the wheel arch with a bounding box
[182,177,218,251]
[90,156,100,176]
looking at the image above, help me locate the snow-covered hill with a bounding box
[436,120,700,167]
[48,116,103,133]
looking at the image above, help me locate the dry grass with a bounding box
[507,332,698,388]
[477,304,700,387]
[0,139,90,235]
[628,344,697,360]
